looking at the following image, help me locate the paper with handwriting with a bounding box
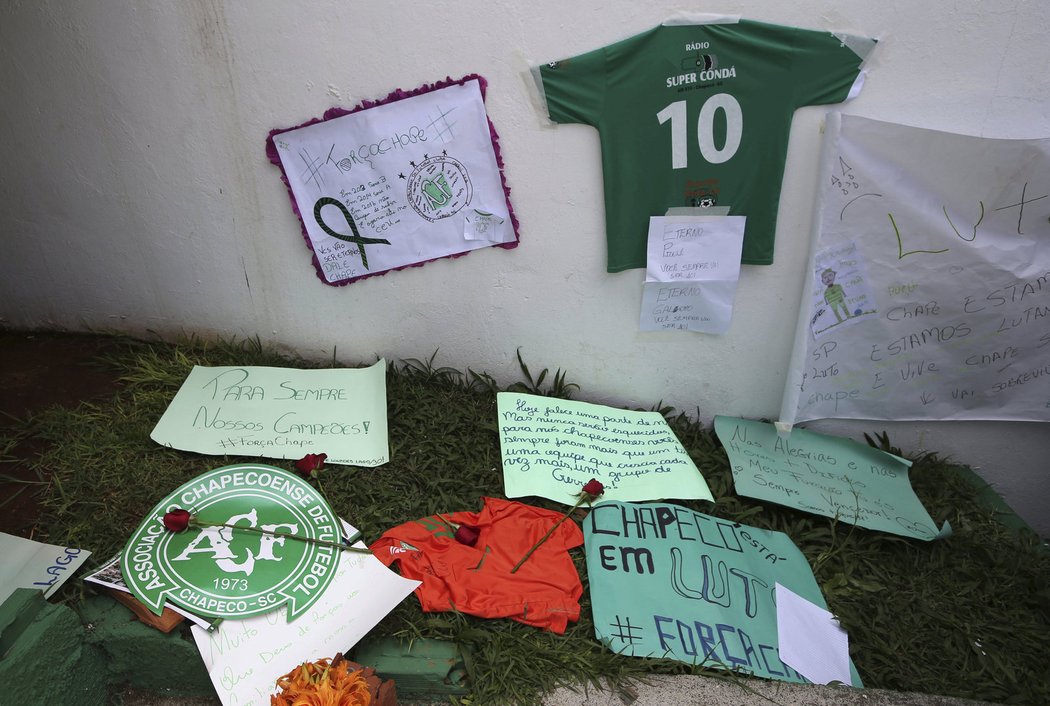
[150,363,388,466]
[640,216,746,334]
[498,392,712,504]
[191,521,419,706]
[0,532,91,604]
[714,416,949,540]
[584,501,862,685]
[269,77,517,285]
[781,113,1050,424]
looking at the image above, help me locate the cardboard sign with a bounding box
[191,522,420,706]
[714,416,949,540]
[0,532,90,604]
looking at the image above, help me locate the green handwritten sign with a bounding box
[497,392,712,504]
[150,362,388,466]
[585,501,861,685]
[714,416,950,540]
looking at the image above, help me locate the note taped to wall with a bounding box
[267,76,518,285]
[639,215,746,334]
[781,113,1050,425]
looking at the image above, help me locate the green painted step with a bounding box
[354,637,470,699]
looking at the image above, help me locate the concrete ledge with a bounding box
[0,589,108,706]
[541,674,1002,706]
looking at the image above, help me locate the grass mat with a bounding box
[9,337,1050,705]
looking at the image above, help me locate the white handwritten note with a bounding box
[0,532,91,604]
[497,392,713,504]
[150,363,388,466]
[191,523,419,706]
[640,216,745,334]
[782,113,1050,424]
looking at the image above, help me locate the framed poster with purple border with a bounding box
[266,75,519,286]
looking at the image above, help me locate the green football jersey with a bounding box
[538,19,874,269]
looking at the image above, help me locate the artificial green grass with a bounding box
[8,336,1050,705]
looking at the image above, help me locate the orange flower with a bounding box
[272,655,372,706]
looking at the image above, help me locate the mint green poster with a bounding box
[150,362,388,466]
[497,392,712,504]
[714,416,950,540]
[585,501,861,686]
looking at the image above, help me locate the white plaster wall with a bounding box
[1,1,1047,534]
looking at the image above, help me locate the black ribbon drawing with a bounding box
[313,197,390,270]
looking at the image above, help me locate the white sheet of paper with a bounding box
[150,362,388,466]
[640,216,745,333]
[775,582,852,685]
[0,532,91,604]
[191,522,420,706]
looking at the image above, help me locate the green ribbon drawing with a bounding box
[313,197,390,270]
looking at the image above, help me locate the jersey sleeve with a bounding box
[789,28,876,107]
[537,45,607,126]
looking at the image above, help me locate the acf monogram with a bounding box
[122,463,343,620]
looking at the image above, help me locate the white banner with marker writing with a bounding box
[781,113,1050,425]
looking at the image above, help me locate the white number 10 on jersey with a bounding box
[657,93,742,168]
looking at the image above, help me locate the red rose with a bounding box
[582,479,604,497]
[163,508,192,532]
[295,452,328,478]
[511,478,607,574]
[454,524,480,547]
